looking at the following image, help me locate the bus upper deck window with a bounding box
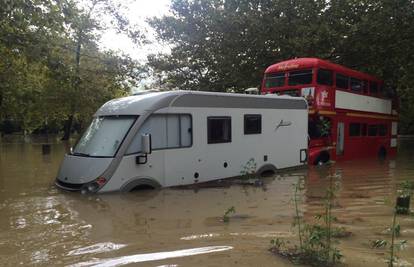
[265,72,285,88]
[317,69,333,86]
[363,80,369,94]
[378,84,384,96]
[288,69,313,86]
[370,82,378,94]
[351,78,363,92]
[336,74,349,89]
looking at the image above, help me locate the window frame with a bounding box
[207,116,232,144]
[72,115,138,158]
[244,114,262,135]
[124,113,193,155]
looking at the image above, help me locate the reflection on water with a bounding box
[0,138,414,266]
[70,246,234,267]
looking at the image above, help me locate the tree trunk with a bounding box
[61,115,73,141]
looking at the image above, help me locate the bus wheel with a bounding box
[378,147,387,160]
[314,152,330,165]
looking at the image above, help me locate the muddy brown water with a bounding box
[1,137,414,267]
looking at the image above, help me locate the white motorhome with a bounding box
[55,91,308,193]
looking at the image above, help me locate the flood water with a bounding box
[1,136,414,267]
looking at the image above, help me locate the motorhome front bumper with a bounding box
[55,179,84,191]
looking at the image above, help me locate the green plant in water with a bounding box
[270,238,285,250]
[387,208,407,267]
[271,174,344,266]
[293,178,304,252]
[399,180,414,197]
[223,206,236,223]
[240,158,257,180]
[371,239,388,248]
[317,117,331,137]
[371,193,409,266]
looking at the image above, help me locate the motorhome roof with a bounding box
[95,90,307,116]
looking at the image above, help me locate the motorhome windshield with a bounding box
[73,116,136,157]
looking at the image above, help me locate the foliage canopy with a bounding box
[149,0,414,133]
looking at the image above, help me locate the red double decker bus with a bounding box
[262,58,398,165]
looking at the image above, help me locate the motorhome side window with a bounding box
[207,117,231,144]
[126,114,192,154]
[244,114,261,134]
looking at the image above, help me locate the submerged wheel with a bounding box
[378,147,387,160]
[314,152,330,165]
[130,184,155,191]
[257,164,277,177]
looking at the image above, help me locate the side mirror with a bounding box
[136,134,152,165]
[142,134,152,154]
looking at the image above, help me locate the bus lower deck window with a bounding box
[368,125,378,136]
[379,124,387,136]
[361,124,367,136]
[349,123,361,136]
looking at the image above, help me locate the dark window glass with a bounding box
[379,124,387,136]
[317,69,333,85]
[288,69,313,85]
[361,124,367,136]
[208,117,231,144]
[363,80,369,93]
[336,74,349,89]
[378,84,383,96]
[370,82,378,94]
[264,72,285,88]
[349,123,361,136]
[351,78,363,92]
[244,114,261,134]
[368,125,378,136]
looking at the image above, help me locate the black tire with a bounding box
[130,184,155,191]
[314,152,330,165]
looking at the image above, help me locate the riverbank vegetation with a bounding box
[1,0,414,138]
[270,175,347,266]
[0,0,144,139]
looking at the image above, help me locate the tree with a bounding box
[148,0,414,133]
[0,0,145,138]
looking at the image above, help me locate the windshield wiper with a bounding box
[72,152,91,157]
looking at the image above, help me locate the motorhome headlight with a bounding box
[87,182,99,192]
[83,177,107,193]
